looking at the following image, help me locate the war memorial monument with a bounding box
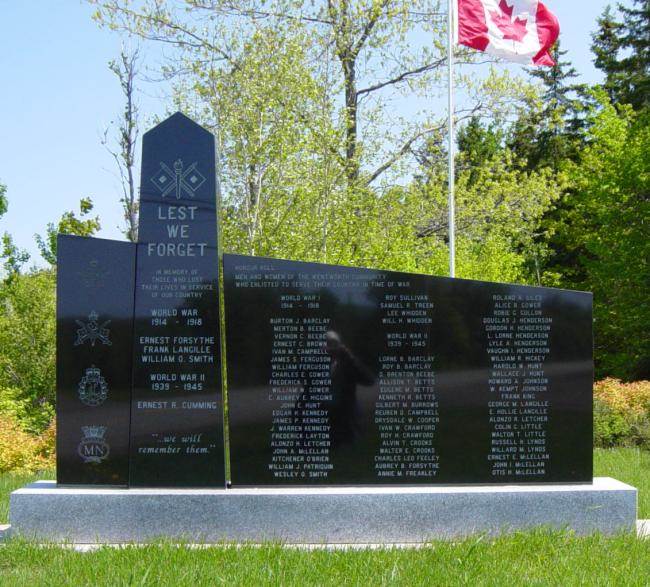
[9,113,637,543]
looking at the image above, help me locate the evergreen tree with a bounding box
[592,1,650,110]
[592,6,624,104]
[510,42,586,171]
[619,0,650,109]
[456,117,505,184]
[503,44,590,286]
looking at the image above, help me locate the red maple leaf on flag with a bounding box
[490,0,529,43]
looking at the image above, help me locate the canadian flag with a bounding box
[455,0,560,66]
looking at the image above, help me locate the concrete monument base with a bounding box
[9,478,637,544]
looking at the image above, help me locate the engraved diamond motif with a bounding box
[151,159,206,199]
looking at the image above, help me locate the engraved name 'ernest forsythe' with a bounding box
[147,158,208,258]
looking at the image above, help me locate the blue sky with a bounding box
[0,0,616,266]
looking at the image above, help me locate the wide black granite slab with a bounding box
[129,113,225,487]
[56,235,136,486]
[224,254,593,486]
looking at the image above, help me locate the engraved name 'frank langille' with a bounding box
[139,335,215,363]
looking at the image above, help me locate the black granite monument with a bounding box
[56,113,225,487]
[129,113,224,487]
[223,255,593,486]
[56,112,593,490]
[56,235,136,485]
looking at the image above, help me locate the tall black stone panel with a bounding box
[56,235,136,486]
[224,254,593,486]
[129,112,225,487]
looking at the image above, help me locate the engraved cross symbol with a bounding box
[151,159,206,199]
[74,311,112,347]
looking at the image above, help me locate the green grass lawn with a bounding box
[0,470,52,527]
[0,531,647,586]
[0,449,647,586]
[594,448,649,518]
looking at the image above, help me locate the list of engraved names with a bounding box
[375,286,439,479]
[484,293,552,478]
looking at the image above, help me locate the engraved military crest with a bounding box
[78,426,110,464]
[151,158,206,199]
[78,366,108,407]
[77,258,110,289]
[74,311,112,347]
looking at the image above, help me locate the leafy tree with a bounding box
[84,2,543,283]
[35,197,101,266]
[175,25,343,259]
[0,194,101,431]
[0,269,56,432]
[412,134,559,283]
[1,234,30,277]
[89,0,455,190]
[558,95,649,379]
[0,182,7,218]
[89,0,537,278]
[592,1,650,110]
[0,184,30,277]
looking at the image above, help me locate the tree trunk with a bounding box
[343,56,359,187]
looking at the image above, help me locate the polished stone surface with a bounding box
[56,235,136,486]
[9,478,636,543]
[129,112,224,487]
[224,255,593,486]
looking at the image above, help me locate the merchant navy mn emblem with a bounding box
[74,311,112,347]
[78,366,108,407]
[78,426,110,464]
[151,158,206,200]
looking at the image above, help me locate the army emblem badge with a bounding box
[78,366,108,407]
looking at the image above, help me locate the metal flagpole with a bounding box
[447,0,456,278]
